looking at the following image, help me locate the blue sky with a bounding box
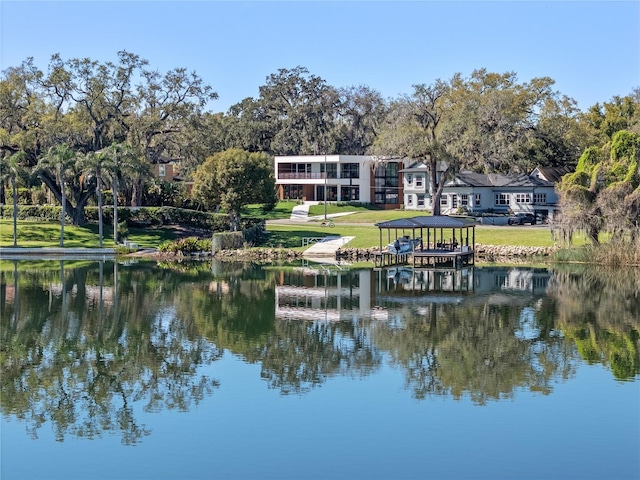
[1,1,639,113]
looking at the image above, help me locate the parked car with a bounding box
[508,213,536,225]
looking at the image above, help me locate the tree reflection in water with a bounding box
[1,260,638,443]
[0,260,222,444]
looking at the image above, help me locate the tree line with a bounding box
[1,52,639,241]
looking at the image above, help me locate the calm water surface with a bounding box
[1,260,638,480]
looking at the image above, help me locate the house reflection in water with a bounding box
[275,265,553,320]
[275,267,388,321]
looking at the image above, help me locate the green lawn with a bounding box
[1,210,587,250]
[0,219,180,248]
[264,223,578,249]
[239,201,298,220]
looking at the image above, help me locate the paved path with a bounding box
[289,202,318,222]
[289,202,357,223]
[303,236,355,258]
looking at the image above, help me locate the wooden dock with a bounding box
[373,247,475,268]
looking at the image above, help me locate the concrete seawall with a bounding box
[0,247,116,260]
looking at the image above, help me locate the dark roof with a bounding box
[532,166,572,183]
[399,161,428,173]
[375,216,476,229]
[446,171,553,188]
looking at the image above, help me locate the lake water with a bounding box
[1,260,638,480]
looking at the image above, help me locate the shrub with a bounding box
[158,237,210,254]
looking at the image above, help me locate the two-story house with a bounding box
[275,155,407,209]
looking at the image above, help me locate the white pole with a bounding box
[324,154,327,220]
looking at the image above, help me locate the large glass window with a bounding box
[475,194,481,206]
[374,162,400,205]
[283,185,303,200]
[320,163,337,179]
[461,194,469,206]
[515,193,531,204]
[340,186,360,201]
[417,195,425,207]
[340,163,359,179]
[415,175,423,187]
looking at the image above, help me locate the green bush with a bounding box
[158,237,210,254]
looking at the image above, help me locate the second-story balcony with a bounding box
[277,172,342,180]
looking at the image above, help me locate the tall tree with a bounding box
[557,130,640,244]
[335,85,388,155]
[372,80,454,215]
[2,52,217,218]
[226,67,339,155]
[446,70,571,173]
[1,151,27,246]
[79,151,114,247]
[37,144,78,246]
[42,51,146,151]
[193,148,276,231]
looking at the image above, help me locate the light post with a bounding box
[324,154,327,220]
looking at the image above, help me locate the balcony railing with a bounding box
[277,172,347,180]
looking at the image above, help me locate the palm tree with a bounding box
[80,151,114,247]
[39,144,77,247]
[1,151,26,246]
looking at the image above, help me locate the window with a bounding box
[515,193,531,204]
[461,194,469,206]
[407,195,414,206]
[475,194,481,206]
[283,185,303,200]
[417,195,425,207]
[415,175,423,187]
[440,195,449,206]
[534,193,546,204]
[406,174,413,185]
[279,163,311,179]
[452,195,458,208]
[374,162,400,205]
[320,163,337,179]
[495,193,510,206]
[340,163,359,179]
[340,186,359,201]
[158,165,166,177]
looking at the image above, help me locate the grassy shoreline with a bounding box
[1,218,570,250]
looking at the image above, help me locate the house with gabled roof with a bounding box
[530,166,572,183]
[402,165,562,221]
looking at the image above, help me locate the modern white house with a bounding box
[402,165,564,221]
[274,155,408,209]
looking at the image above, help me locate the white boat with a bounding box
[387,236,421,255]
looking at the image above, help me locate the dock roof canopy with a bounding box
[375,216,476,229]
